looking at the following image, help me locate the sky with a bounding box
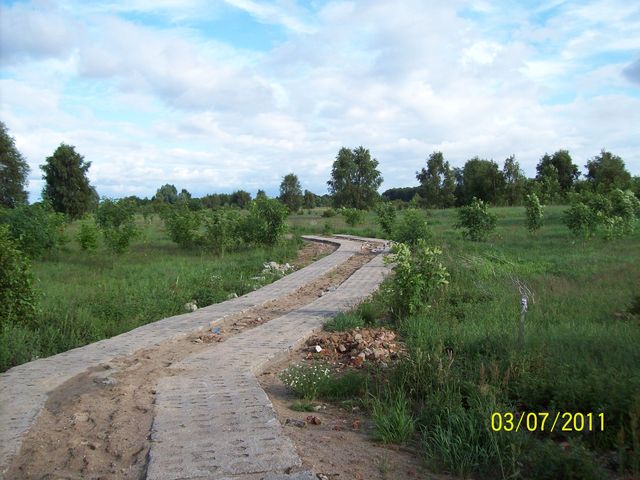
[1,0,639,201]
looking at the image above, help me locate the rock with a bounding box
[306,415,321,425]
[226,292,238,299]
[285,418,306,428]
[354,333,363,342]
[337,344,347,353]
[313,345,323,353]
[184,301,198,312]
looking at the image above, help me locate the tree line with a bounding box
[1,120,638,218]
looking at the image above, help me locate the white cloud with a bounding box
[1,0,639,202]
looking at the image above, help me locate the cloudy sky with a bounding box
[1,0,639,201]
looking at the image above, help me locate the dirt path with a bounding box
[5,241,380,480]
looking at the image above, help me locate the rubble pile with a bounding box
[305,328,404,368]
[262,261,294,276]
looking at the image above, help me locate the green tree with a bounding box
[416,151,456,208]
[95,198,138,254]
[0,122,29,208]
[502,155,526,206]
[279,173,303,212]
[525,193,544,233]
[0,225,38,327]
[230,190,252,209]
[536,150,579,192]
[153,184,178,204]
[455,197,497,241]
[536,163,562,204]
[256,189,268,200]
[458,158,504,205]
[41,144,94,218]
[585,149,631,193]
[303,189,315,209]
[327,146,383,209]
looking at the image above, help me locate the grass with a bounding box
[0,215,303,372]
[293,205,640,479]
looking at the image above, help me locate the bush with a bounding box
[161,203,202,248]
[564,200,597,239]
[454,197,497,241]
[201,209,242,253]
[525,193,544,233]
[609,189,638,234]
[76,217,99,251]
[324,312,365,332]
[392,209,432,246]
[375,202,396,237]
[241,197,288,246]
[341,207,365,227]
[0,225,38,327]
[96,198,138,254]
[383,241,449,319]
[0,203,66,257]
[321,208,337,218]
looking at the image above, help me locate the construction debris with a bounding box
[305,328,404,368]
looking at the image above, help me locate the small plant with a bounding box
[341,207,365,227]
[278,363,331,400]
[76,217,99,251]
[375,202,396,237]
[384,241,449,319]
[0,225,38,326]
[370,389,415,444]
[524,193,544,233]
[322,221,332,236]
[454,197,497,241]
[0,203,67,257]
[392,209,432,246]
[201,209,241,253]
[321,208,336,218]
[96,198,138,254]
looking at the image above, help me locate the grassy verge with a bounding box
[290,206,640,479]
[1,216,302,372]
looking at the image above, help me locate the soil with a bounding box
[5,239,384,480]
[259,353,445,480]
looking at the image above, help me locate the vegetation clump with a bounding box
[454,197,497,241]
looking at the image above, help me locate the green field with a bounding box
[292,206,640,479]
[0,215,302,372]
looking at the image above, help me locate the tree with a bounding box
[303,189,315,209]
[585,149,631,193]
[256,189,268,200]
[41,144,94,218]
[457,158,504,205]
[153,184,178,204]
[536,150,579,193]
[0,122,29,208]
[502,155,526,206]
[416,151,456,208]
[279,173,303,212]
[327,146,383,209]
[230,190,252,209]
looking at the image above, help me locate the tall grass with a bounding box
[1,215,302,371]
[296,205,640,478]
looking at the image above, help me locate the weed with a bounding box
[369,388,415,444]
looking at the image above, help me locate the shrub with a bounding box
[201,209,241,253]
[96,198,138,254]
[321,208,337,218]
[279,363,331,400]
[384,241,449,319]
[392,209,432,246]
[241,197,288,246]
[525,193,544,233]
[341,207,365,227]
[161,203,202,248]
[0,225,38,327]
[454,197,497,241]
[375,202,397,237]
[0,203,66,257]
[76,217,99,251]
[609,189,638,234]
[563,201,597,239]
